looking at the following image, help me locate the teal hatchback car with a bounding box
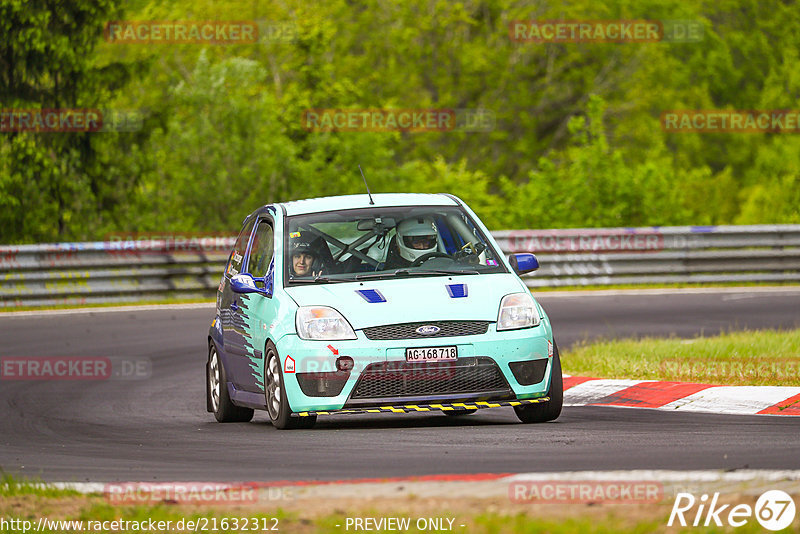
[207,193,562,429]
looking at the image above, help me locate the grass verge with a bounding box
[0,297,214,313]
[1,473,79,499]
[0,484,784,534]
[562,328,800,386]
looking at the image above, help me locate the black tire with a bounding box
[207,343,254,423]
[443,408,477,416]
[264,343,316,430]
[514,340,563,423]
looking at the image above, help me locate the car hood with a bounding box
[284,273,527,329]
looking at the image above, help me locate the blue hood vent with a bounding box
[446,283,468,298]
[356,289,387,303]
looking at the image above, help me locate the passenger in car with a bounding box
[289,233,325,277]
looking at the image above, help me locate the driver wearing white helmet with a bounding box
[383,216,439,269]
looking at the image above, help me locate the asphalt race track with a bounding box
[1,289,799,483]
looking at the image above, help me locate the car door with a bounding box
[220,216,256,380]
[232,217,277,393]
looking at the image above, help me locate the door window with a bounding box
[227,217,256,276]
[247,220,274,278]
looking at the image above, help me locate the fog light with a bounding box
[336,356,354,371]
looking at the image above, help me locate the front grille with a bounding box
[362,321,489,340]
[349,356,510,399]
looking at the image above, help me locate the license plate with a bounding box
[405,346,458,362]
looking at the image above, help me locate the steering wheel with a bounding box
[453,241,486,261]
[410,252,452,267]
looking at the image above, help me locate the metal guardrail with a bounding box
[493,225,800,288]
[1,225,799,308]
[0,238,235,308]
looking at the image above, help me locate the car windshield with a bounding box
[284,205,506,283]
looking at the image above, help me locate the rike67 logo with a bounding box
[668,490,796,531]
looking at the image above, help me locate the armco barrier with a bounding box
[1,225,799,308]
[0,238,235,308]
[493,225,800,288]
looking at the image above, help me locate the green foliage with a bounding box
[495,96,703,229]
[2,0,800,243]
[0,0,146,243]
[0,472,78,498]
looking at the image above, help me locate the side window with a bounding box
[227,217,256,276]
[247,220,274,278]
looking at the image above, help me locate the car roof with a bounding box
[278,193,459,216]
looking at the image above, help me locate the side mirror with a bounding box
[508,253,539,275]
[230,273,271,296]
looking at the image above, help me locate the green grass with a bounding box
[0,499,789,533]
[563,329,800,386]
[469,514,661,534]
[0,475,796,533]
[0,497,701,534]
[0,297,214,313]
[0,473,79,498]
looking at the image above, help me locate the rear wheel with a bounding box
[514,340,563,423]
[265,344,316,430]
[207,344,254,423]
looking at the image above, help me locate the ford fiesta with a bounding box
[206,193,562,429]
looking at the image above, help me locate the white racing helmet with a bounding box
[396,217,438,262]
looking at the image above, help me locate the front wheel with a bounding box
[265,343,316,430]
[514,340,563,423]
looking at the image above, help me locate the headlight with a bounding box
[497,293,540,331]
[296,306,357,340]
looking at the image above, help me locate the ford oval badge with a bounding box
[415,325,440,335]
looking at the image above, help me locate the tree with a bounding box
[0,0,145,243]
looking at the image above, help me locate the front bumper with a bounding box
[296,398,550,417]
[275,322,554,413]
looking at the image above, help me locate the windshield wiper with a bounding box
[289,275,337,284]
[354,271,402,281]
[355,268,480,280]
[412,268,481,276]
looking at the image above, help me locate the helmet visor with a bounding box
[402,235,437,250]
